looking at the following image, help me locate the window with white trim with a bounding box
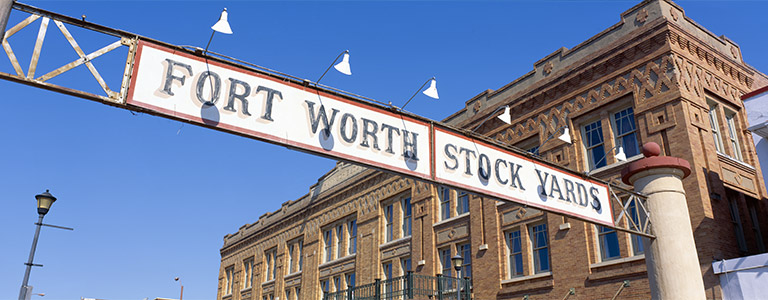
[224,266,234,295]
[439,187,452,220]
[725,109,743,161]
[385,203,394,242]
[324,229,333,262]
[243,258,254,289]
[583,120,606,170]
[264,248,277,281]
[626,198,646,255]
[505,230,523,278]
[728,196,748,252]
[748,202,766,252]
[596,225,620,261]
[402,197,412,237]
[530,223,550,273]
[348,220,357,254]
[611,107,640,158]
[457,191,470,215]
[709,102,725,153]
[337,224,344,258]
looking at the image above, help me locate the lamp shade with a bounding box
[615,146,627,161]
[497,106,511,124]
[451,254,463,270]
[333,51,352,75]
[211,8,233,34]
[422,78,439,99]
[35,190,57,215]
[558,127,572,144]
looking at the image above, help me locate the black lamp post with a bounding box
[451,254,463,300]
[18,190,57,300]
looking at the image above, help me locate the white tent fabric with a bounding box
[712,252,768,300]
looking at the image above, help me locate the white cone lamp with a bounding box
[211,9,233,34]
[422,78,439,99]
[497,106,511,124]
[333,51,352,75]
[558,127,572,144]
[615,146,627,161]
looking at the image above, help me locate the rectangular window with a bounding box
[333,276,341,292]
[337,225,345,258]
[612,107,640,157]
[597,226,620,261]
[506,230,523,278]
[401,257,411,274]
[729,198,748,252]
[749,203,766,252]
[584,120,606,170]
[321,279,330,294]
[725,110,743,161]
[348,220,357,254]
[298,240,303,271]
[402,197,412,237]
[626,198,646,255]
[439,247,452,277]
[530,223,550,273]
[346,272,356,288]
[324,229,333,262]
[383,262,393,279]
[383,262,393,296]
[265,249,277,281]
[243,258,254,289]
[440,187,452,220]
[709,103,725,153]
[457,191,470,215]
[385,204,394,242]
[287,244,294,274]
[459,243,472,279]
[225,266,234,295]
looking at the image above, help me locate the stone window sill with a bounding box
[433,212,470,227]
[501,271,552,285]
[590,254,645,269]
[319,253,356,268]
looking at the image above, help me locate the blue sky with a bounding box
[1,1,767,299]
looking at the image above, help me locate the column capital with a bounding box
[621,142,691,185]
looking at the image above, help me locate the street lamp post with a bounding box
[18,190,57,300]
[175,277,183,300]
[451,254,463,300]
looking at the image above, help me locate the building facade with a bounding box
[218,0,768,299]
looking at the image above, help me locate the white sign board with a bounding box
[127,41,432,179]
[433,128,613,226]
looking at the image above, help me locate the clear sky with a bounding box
[1,1,767,300]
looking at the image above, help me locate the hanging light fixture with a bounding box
[422,78,439,100]
[400,77,439,110]
[204,8,233,53]
[558,127,572,144]
[497,106,512,125]
[316,50,352,84]
[333,51,352,76]
[211,8,233,34]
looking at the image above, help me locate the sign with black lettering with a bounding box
[127,41,432,179]
[434,128,613,226]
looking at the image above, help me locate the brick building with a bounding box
[217,0,768,299]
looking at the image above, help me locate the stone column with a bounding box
[621,142,706,300]
[0,0,13,39]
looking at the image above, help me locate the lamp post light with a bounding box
[18,190,57,300]
[175,277,183,300]
[451,254,463,300]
